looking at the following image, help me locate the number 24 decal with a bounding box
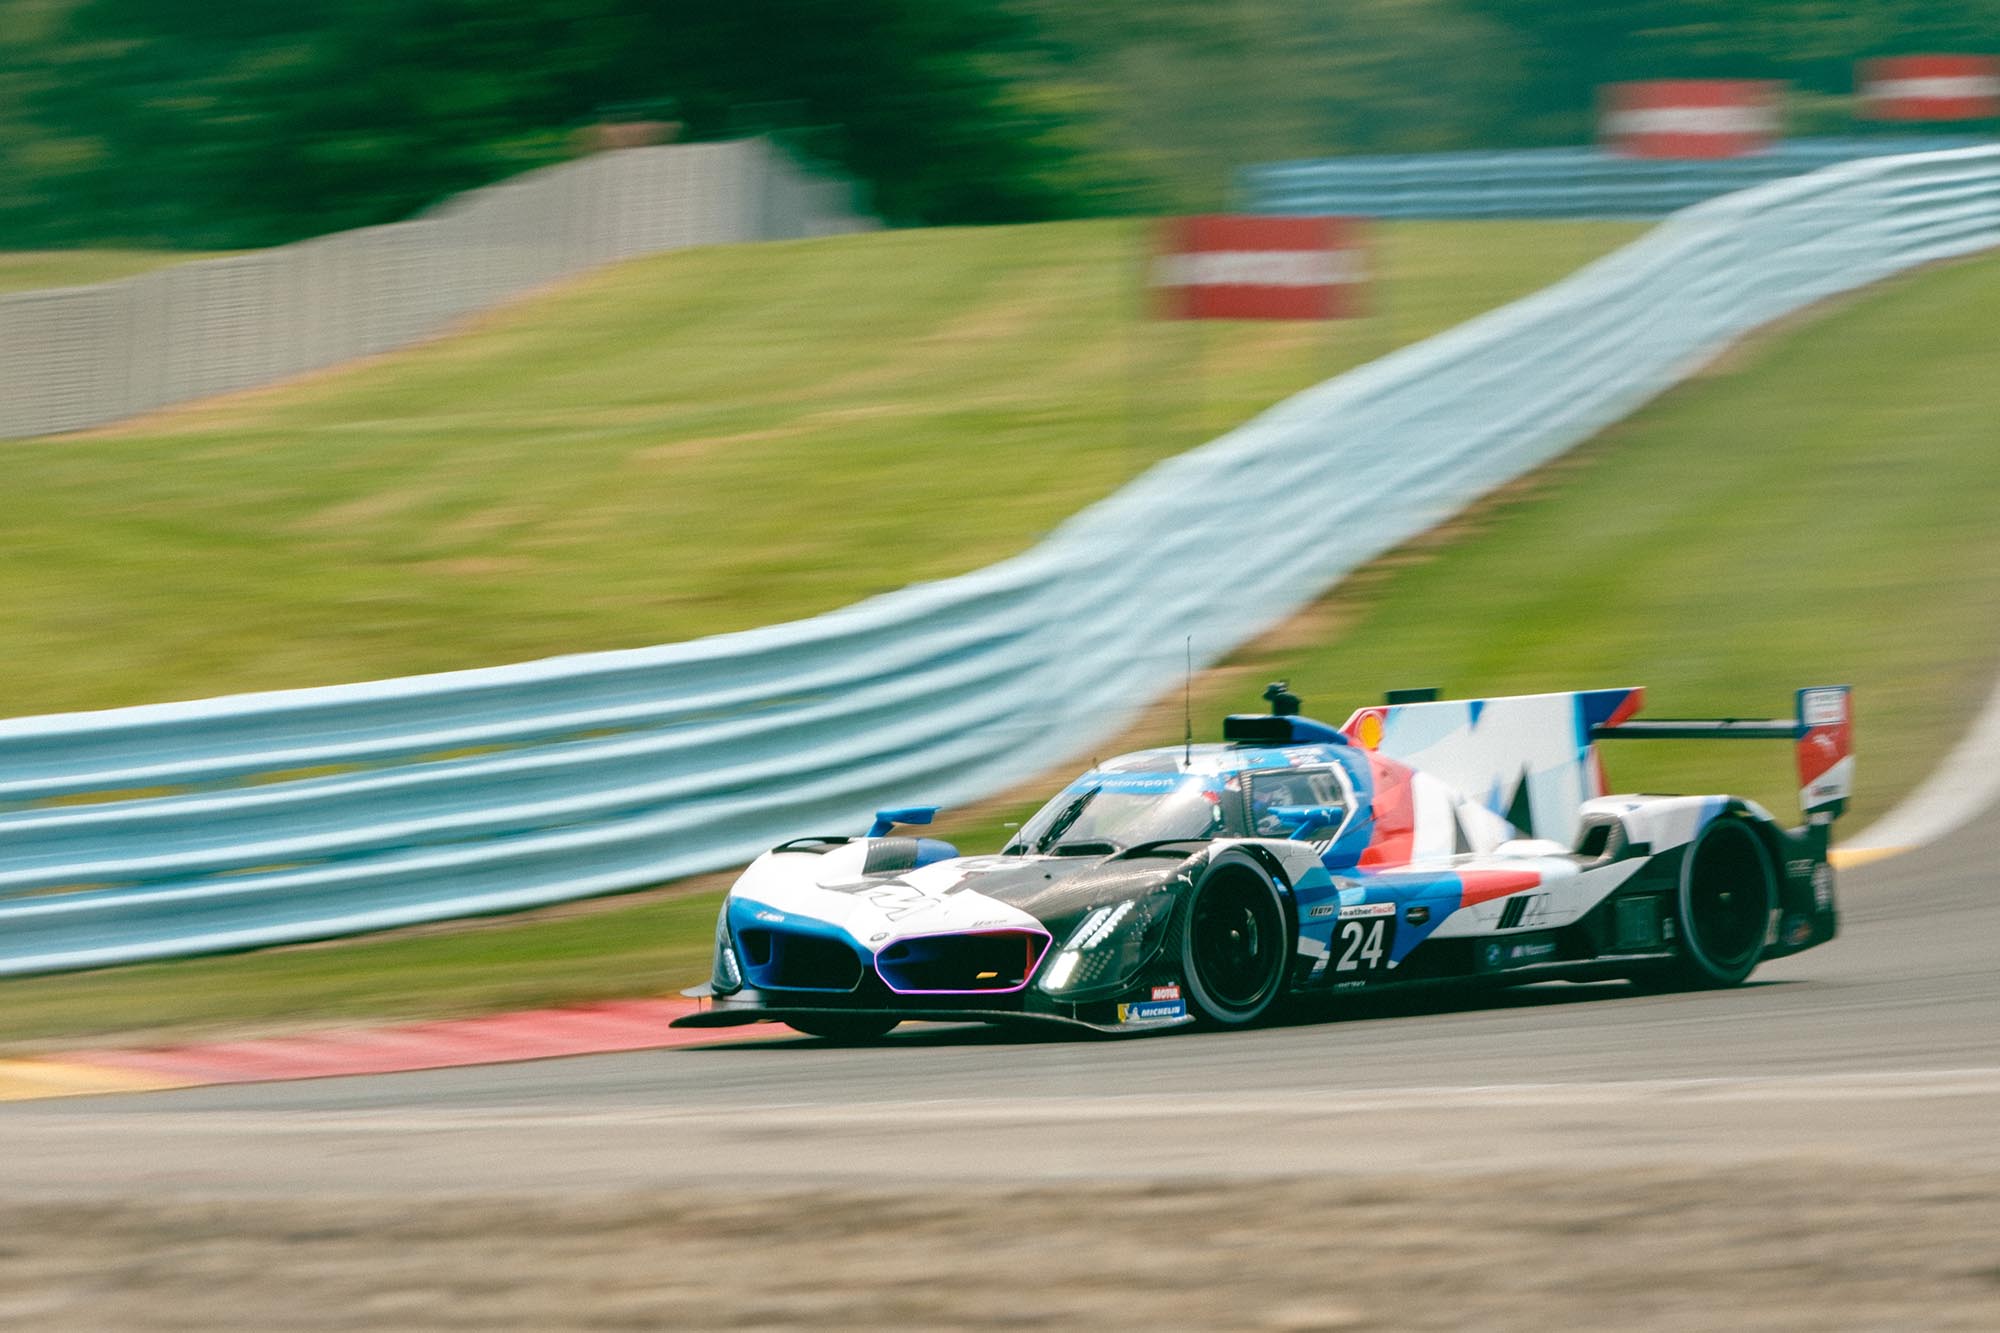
[1336,917,1394,972]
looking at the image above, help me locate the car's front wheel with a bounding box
[1180,855,1290,1027]
[781,1014,901,1042]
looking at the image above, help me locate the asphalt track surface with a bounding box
[4,802,1996,1198]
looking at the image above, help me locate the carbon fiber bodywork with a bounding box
[685,844,1219,1034]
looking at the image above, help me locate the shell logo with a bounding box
[1351,709,1385,750]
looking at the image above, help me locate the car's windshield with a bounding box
[1008,774,1231,854]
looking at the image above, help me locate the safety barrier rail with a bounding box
[0,138,866,440]
[2,147,1996,975]
[1241,135,1992,218]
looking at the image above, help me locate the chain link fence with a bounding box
[0,139,867,440]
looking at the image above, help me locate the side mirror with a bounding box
[1266,804,1342,840]
[868,805,940,837]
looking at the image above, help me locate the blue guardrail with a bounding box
[1241,136,1992,218]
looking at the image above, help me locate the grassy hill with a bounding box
[1198,249,2000,829]
[2,219,1640,716]
[5,239,1997,1048]
[0,249,225,294]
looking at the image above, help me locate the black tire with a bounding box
[782,1014,901,1042]
[1645,816,1776,990]
[1179,854,1290,1027]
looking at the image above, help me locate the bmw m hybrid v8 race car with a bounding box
[674,683,1852,1040]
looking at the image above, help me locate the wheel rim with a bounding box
[1686,823,1769,970]
[1689,878,1763,967]
[1190,870,1283,1011]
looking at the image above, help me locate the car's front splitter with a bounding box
[669,987,1195,1037]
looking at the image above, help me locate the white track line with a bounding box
[65,1067,2000,1134]
[1845,670,2000,856]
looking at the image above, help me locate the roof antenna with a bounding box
[1183,635,1194,768]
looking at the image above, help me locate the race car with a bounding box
[673,682,1851,1039]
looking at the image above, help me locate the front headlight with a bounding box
[1038,889,1175,995]
[712,907,743,993]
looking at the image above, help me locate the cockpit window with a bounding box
[1007,774,1233,854]
[1246,768,1349,838]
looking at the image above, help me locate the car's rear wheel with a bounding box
[781,1014,901,1042]
[1639,816,1775,991]
[1180,855,1289,1027]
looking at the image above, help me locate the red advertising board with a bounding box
[1600,80,1782,159]
[1860,55,2000,121]
[1153,216,1367,320]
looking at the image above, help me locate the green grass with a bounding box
[0,249,224,294]
[1,219,1640,716]
[9,228,1996,1051]
[1232,250,2000,830]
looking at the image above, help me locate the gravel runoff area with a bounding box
[4,1168,1997,1330]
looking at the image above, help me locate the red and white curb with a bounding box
[0,997,776,1101]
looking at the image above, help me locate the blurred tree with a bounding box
[1,0,1995,247]
[1459,0,2000,141]
[0,0,1085,246]
[1005,0,1529,208]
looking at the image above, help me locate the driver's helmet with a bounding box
[1252,773,1313,835]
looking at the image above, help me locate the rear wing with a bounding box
[1592,685,1853,821]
